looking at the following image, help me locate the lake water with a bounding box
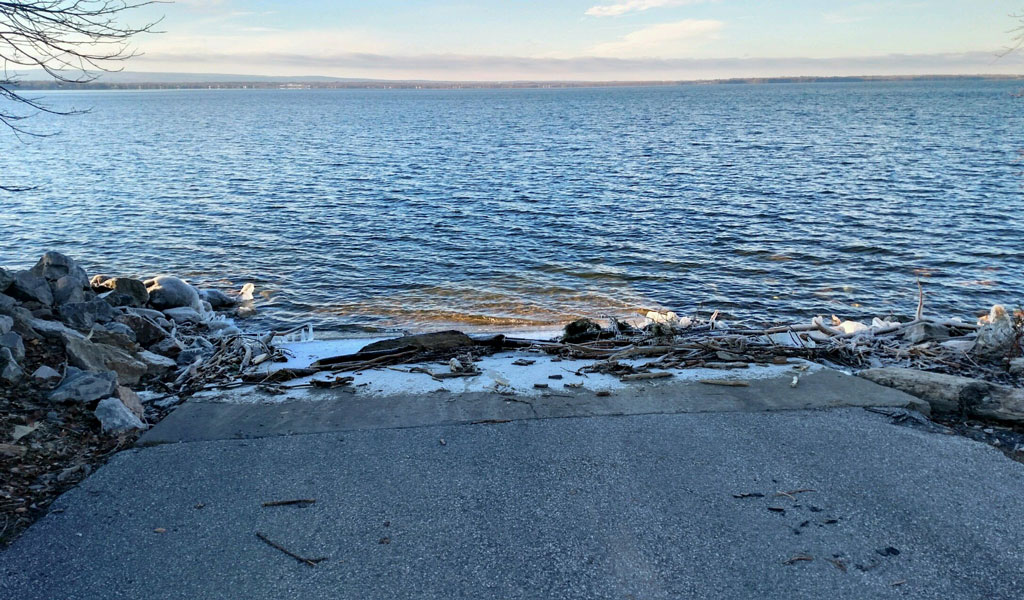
[1,81,1021,333]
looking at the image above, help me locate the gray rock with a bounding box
[360,330,474,354]
[49,368,119,403]
[903,322,951,345]
[137,350,177,377]
[145,276,201,311]
[31,365,61,384]
[0,331,25,362]
[162,306,202,325]
[31,251,88,287]
[96,277,149,308]
[859,367,1024,423]
[8,271,53,306]
[0,267,13,292]
[89,323,137,350]
[64,337,147,385]
[114,313,169,347]
[0,315,12,335]
[199,289,237,309]
[0,347,22,383]
[52,275,87,305]
[28,317,84,341]
[116,386,145,419]
[94,397,146,433]
[972,306,1016,361]
[58,300,116,331]
[149,337,183,359]
[0,293,15,314]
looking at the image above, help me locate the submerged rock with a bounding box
[94,397,145,433]
[146,276,201,311]
[49,368,119,404]
[360,330,474,354]
[199,289,236,309]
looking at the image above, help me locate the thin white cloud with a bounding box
[590,19,723,57]
[586,0,713,18]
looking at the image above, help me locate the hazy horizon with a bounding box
[103,1,1024,81]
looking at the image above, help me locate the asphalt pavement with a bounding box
[3,408,1023,599]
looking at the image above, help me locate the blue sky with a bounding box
[123,1,1024,80]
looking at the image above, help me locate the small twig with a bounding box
[783,553,813,565]
[775,488,815,500]
[255,532,326,567]
[262,499,316,507]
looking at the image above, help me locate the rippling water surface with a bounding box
[1,81,1021,332]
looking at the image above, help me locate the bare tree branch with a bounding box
[0,0,161,133]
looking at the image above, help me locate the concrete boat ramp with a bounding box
[2,339,1023,599]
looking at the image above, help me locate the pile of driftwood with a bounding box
[171,301,1021,399]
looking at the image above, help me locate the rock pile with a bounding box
[0,251,247,434]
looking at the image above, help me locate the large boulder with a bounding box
[8,271,53,306]
[360,330,474,354]
[31,251,88,288]
[0,331,25,362]
[95,277,149,308]
[64,337,147,385]
[49,368,118,403]
[0,347,22,383]
[58,300,116,331]
[114,313,169,346]
[145,276,201,311]
[0,267,13,292]
[94,397,146,433]
[28,317,84,342]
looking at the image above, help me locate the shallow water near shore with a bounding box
[1,80,1022,333]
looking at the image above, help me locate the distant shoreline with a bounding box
[10,73,1024,92]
